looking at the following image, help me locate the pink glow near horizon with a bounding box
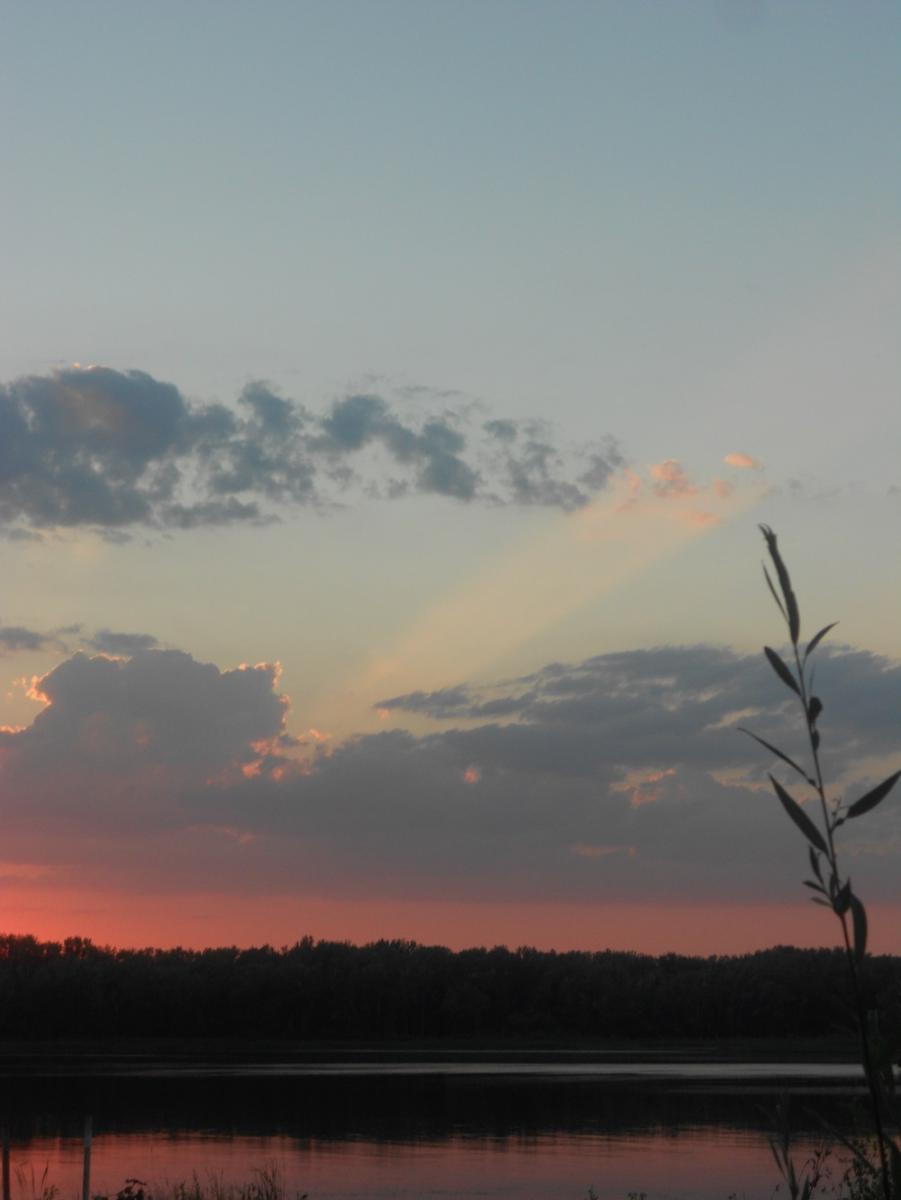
[3,887,899,957]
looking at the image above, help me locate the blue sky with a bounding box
[0,1,899,951]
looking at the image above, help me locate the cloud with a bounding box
[724,452,762,470]
[0,626,57,655]
[482,419,624,511]
[84,629,160,656]
[649,459,698,499]
[0,623,163,660]
[0,650,292,832]
[0,367,624,534]
[0,367,195,530]
[2,640,900,908]
[378,643,901,786]
[610,460,743,528]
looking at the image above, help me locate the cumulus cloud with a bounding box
[0,367,624,535]
[0,650,292,832]
[1,641,900,906]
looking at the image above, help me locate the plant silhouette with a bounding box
[745,525,901,1199]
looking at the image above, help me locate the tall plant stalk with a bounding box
[745,526,901,1200]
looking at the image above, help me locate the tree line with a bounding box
[0,934,898,1041]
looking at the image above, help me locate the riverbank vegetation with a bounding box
[13,1167,303,1200]
[0,934,899,1042]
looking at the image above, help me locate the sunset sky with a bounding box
[1,1,900,955]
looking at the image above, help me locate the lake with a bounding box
[0,1053,873,1200]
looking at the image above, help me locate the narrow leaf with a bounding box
[764,646,801,696]
[738,728,814,786]
[804,623,838,662]
[803,880,825,894]
[849,893,868,962]
[760,525,800,645]
[846,769,901,820]
[808,845,823,883]
[807,696,823,724]
[763,564,787,622]
[833,880,851,915]
[769,774,829,855]
[811,897,830,907]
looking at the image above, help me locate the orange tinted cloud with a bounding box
[627,461,730,528]
[25,676,50,705]
[608,460,753,531]
[648,458,698,498]
[612,766,678,809]
[724,452,762,470]
[685,509,719,527]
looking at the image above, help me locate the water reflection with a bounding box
[0,1066,860,1200]
[6,1129,824,1200]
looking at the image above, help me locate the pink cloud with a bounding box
[613,460,737,528]
[648,459,698,499]
[614,469,644,512]
[723,452,762,470]
[686,509,720,527]
[613,767,679,809]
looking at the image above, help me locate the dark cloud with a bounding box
[1,528,43,543]
[0,650,290,834]
[85,629,160,656]
[0,623,164,659]
[313,395,479,500]
[377,644,901,774]
[0,625,56,655]
[482,418,624,511]
[161,497,266,529]
[0,368,623,534]
[0,368,188,529]
[1,642,900,907]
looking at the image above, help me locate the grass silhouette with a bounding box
[90,1168,305,1200]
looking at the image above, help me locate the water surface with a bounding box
[1,1057,865,1200]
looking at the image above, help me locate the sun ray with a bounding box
[302,467,766,740]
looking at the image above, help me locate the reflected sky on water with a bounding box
[0,1061,867,1200]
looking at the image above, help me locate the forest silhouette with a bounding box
[0,934,898,1041]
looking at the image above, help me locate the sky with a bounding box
[0,0,900,956]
